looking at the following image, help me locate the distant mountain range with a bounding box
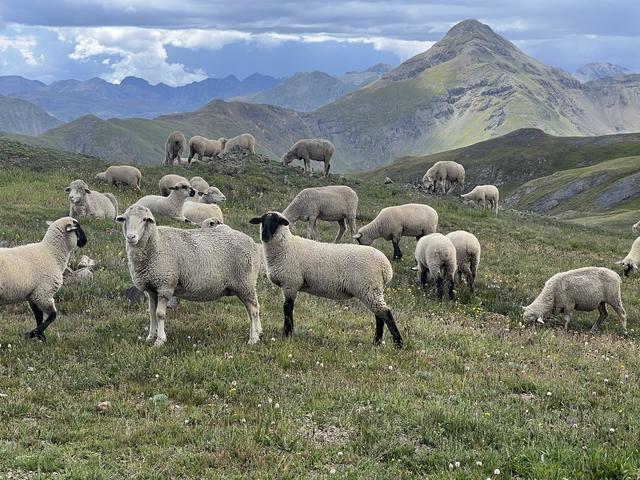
[573,63,633,83]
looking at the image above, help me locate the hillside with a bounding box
[0,96,62,135]
[1,138,640,477]
[574,63,633,82]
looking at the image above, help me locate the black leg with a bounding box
[420,269,428,289]
[382,310,403,349]
[283,298,295,337]
[25,311,56,341]
[29,302,43,326]
[448,279,455,300]
[392,241,402,260]
[373,316,384,345]
[436,277,444,301]
[469,274,475,293]
[415,235,423,242]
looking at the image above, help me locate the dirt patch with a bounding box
[299,414,352,445]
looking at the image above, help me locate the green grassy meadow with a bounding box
[1,146,640,478]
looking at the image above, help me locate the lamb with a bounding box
[223,133,256,154]
[65,179,118,220]
[422,161,465,194]
[249,211,403,348]
[165,131,186,165]
[414,233,457,300]
[460,185,500,214]
[353,203,438,260]
[615,236,640,277]
[0,217,87,340]
[282,139,335,177]
[189,176,210,193]
[522,267,627,333]
[117,204,262,346]
[445,230,481,293]
[95,166,142,191]
[183,202,223,224]
[159,174,189,197]
[282,186,358,242]
[135,180,196,222]
[64,255,95,283]
[200,217,224,229]
[187,137,225,163]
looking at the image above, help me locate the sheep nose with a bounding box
[126,233,137,243]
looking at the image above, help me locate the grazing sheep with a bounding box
[223,133,256,154]
[414,233,457,300]
[522,267,627,333]
[460,185,500,214]
[188,137,225,163]
[445,230,481,293]
[135,181,196,222]
[183,202,223,224]
[116,204,262,346]
[159,174,189,197]
[0,217,87,340]
[66,179,118,220]
[249,212,403,348]
[95,166,142,191]
[189,176,210,193]
[353,204,438,260]
[165,131,186,166]
[616,236,640,277]
[282,139,335,177]
[422,161,465,194]
[282,186,358,242]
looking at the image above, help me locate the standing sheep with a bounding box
[223,133,256,154]
[250,212,403,348]
[95,166,142,191]
[354,204,438,260]
[159,174,189,197]
[165,131,186,166]
[116,205,262,346]
[282,139,335,177]
[0,217,87,340]
[135,181,196,222]
[422,161,465,194]
[66,179,118,220]
[460,185,500,214]
[414,233,457,300]
[282,186,358,242]
[188,137,225,163]
[522,267,627,333]
[446,230,481,293]
[615,236,640,277]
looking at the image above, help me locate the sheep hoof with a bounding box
[152,338,166,348]
[247,336,260,345]
[145,334,157,345]
[373,337,382,346]
[24,330,45,342]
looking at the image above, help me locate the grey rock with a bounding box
[595,173,640,208]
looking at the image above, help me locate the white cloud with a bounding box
[0,34,43,66]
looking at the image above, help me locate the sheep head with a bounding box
[116,204,156,247]
[65,180,91,204]
[169,181,196,198]
[250,211,289,243]
[46,217,87,249]
[615,259,637,277]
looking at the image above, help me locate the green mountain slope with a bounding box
[0,95,62,135]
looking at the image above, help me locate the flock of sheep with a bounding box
[0,139,636,348]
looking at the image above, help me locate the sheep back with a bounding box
[283,185,357,223]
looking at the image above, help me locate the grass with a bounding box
[1,143,640,478]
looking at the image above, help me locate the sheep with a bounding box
[200,217,224,229]
[522,267,627,333]
[183,202,223,224]
[116,204,262,346]
[65,179,118,220]
[165,131,186,166]
[64,255,95,283]
[632,220,640,236]
[192,186,226,204]
[615,236,640,277]
[414,233,457,300]
[460,185,500,214]
[95,166,142,191]
[223,133,256,154]
[159,174,189,197]
[189,176,210,193]
[445,230,481,293]
[282,139,335,177]
[282,186,358,242]
[353,203,438,260]
[135,180,196,222]
[0,217,87,340]
[187,137,225,163]
[249,211,403,348]
[422,161,465,194]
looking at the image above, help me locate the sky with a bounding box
[0,0,638,86]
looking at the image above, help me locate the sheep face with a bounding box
[201,217,222,229]
[282,151,295,165]
[250,212,289,242]
[169,181,196,199]
[65,180,91,205]
[116,205,156,247]
[522,305,544,325]
[48,217,87,249]
[352,231,373,246]
[200,187,226,204]
[633,221,640,235]
[616,259,637,277]
[95,172,106,181]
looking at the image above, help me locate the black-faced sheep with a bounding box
[414,233,457,300]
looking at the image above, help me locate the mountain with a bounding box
[0,96,62,135]
[573,63,632,82]
[237,64,392,112]
[0,75,46,95]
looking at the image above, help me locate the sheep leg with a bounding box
[26,299,56,341]
[392,240,402,260]
[283,295,295,338]
[303,158,311,176]
[563,311,573,330]
[448,277,455,300]
[145,291,158,344]
[346,216,357,242]
[373,316,384,346]
[153,295,170,347]
[611,302,628,334]
[334,219,346,243]
[307,216,318,240]
[25,301,44,340]
[380,308,403,349]
[240,291,261,345]
[323,161,331,177]
[436,276,444,301]
[419,267,428,290]
[591,303,608,332]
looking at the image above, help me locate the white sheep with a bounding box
[159,174,189,197]
[460,185,500,214]
[117,204,262,346]
[445,230,481,293]
[282,186,358,242]
[193,186,226,204]
[200,217,224,229]
[65,179,118,220]
[422,161,465,194]
[282,139,335,177]
[165,131,186,165]
[0,217,87,340]
[616,236,640,277]
[632,220,640,236]
[414,233,457,300]
[354,203,438,260]
[95,166,142,191]
[522,267,627,332]
[183,202,223,224]
[189,176,210,193]
[188,137,225,163]
[250,211,403,348]
[223,133,256,154]
[135,180,196,222]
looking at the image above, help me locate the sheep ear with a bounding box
[84,188,91,194]
[279,217,290,226]
[521,306,527,310]
[64,187,71,193]
[410,266,418,271]
[145,217,156,224]
[46,220,54,226]
[353,232,362,240]
[615,259,625,265]
[249,216,264,225]
[536,317,544,324]
[198,191,204,196]
[115,215,125,223]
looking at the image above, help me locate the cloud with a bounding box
[0,34,43,66]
